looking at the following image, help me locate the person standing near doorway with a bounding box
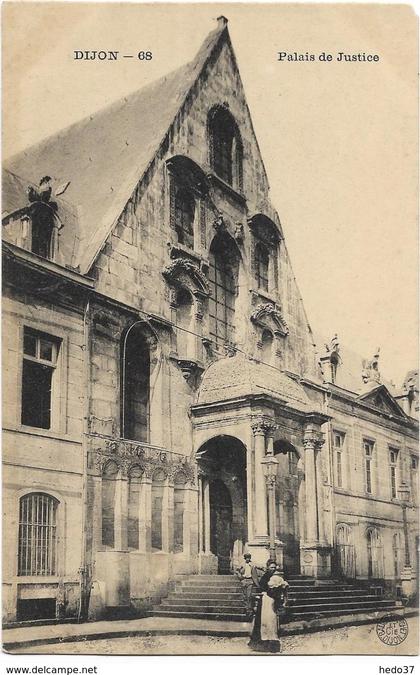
[235,553,261,619]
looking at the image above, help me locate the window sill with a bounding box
[250,288,279,305]
[168,243,209,270]
[207,172,246,206]
[15,576,59,583]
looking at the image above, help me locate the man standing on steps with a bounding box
[235,553,261,618]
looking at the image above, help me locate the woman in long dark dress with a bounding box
[248,559,285,653]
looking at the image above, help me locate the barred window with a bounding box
[174,188,195,248]
[18,493,58,576]
[255,243,269,292]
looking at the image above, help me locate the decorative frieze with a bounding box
[88,435,196,484]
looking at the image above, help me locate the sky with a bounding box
[3,2,418,386]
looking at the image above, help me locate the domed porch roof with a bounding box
[197,353,318,413]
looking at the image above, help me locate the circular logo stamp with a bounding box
[376,615,409,646]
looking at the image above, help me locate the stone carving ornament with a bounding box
[92,437,195,484]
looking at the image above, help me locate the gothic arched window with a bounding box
[122,327,150,442]
[174,188,195,248]
[208,235,239,348]
[208,107,242,188]
[18,493,58,576]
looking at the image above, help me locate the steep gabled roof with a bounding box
[4,20,229,274]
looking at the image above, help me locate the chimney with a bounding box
[217,16,228,29]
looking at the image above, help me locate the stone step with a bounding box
[290,599,396,612]
[171,591,244,601]
[289,588,373,596]
[153,609,248,621]
[291,603,397,620]
[288,594,381,604]
[158,603,246,614]
[178,584,242,593]
[163,597,246,608]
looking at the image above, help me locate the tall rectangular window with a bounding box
[18,493,57,576]
[389,448,399,499]
[21,328,60,429]
[333,432,345,488]
[364,440,375,494]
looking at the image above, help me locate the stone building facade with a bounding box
[2,18,418,622]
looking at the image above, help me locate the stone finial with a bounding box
[217,16,228,29]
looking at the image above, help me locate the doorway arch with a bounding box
[196,435,247,574]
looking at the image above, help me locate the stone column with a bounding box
[203,479,211,553]
[252,421,268,538]
[198,476,203,553]
[246,440,254,542]
[301,425,331,578]
[162,478,174,553]
[303,437,318,545]
[315,444,328,545]
[139,477,152,552]
[114,472,128,550]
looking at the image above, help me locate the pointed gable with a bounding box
[357,385,407,418]
[4,21,229,274]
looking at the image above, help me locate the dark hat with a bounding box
[244,553,251,559]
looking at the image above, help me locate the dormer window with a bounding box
[208,106,242,189]
[27,176,59,259]
[174,188,195,249]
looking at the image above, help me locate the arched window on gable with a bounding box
[174,188,195,248]
[255,243,269,292]
[208,107,243,189]
[122,326,150,442]
[208,235,239,348]
[18,492,58,576]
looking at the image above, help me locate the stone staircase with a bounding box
[153,575,248,621]
[286,576,398,620]
[152,574,399,622]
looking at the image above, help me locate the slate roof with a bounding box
[3,21,227,274]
